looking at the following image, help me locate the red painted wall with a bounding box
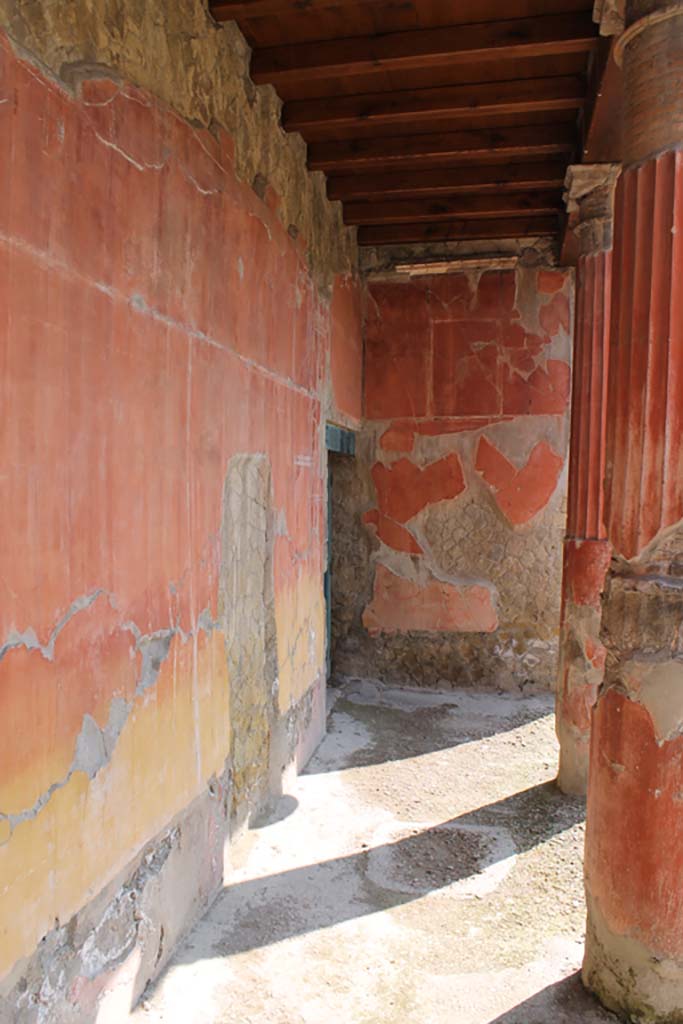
[329,274,363,426]
[0,34,361,977]
[359,267,573,685]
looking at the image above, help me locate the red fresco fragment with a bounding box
[473,270,518,317]
[330,274,363,424]
[379,424,416,452]
[365,269,571,423]
[364,281,430,419]
[525,333,549,357]
[508,348,537,374]
[539,291,571,336]
[423,272,473,319]
[372,453,466,524]
[502,359,571,415]
[362,510,423,554]
[562,682,596,732]
[537,269,566,294]
[475,436,517,490]
[476,437,564,524]
[433,321,501,416]
[564,539,612,610]
[584,636,607,672]
[363,564,498,635]
[500,322,528,348]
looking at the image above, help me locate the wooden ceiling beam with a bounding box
[210,0,389,18]
[210,0,596,20]
[251,14,597,86]
[358,216,559,245]
[283,75,584,134]
[344,192,562,225]
[327,161,568,201]
[309,124,575,172]
[301,108,578,144]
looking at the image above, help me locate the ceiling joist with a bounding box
[214,2,603,246]
[210,0,389,18]
[327,162,568,201]
[344,192,562,225]
[283,75,584,134]
[251,14,597,86]
[308,125,575,172]
[358,216,559,245]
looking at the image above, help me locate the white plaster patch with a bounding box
[626,660,683,743]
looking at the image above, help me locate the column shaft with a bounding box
[556,168,617,795]
[583,4,683,1017]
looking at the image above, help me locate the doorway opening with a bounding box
[324,424,356,679]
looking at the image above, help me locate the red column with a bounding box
[556,165,619,795]
[583,3,683,1019]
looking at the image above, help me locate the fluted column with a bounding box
[583,2,683,1019]
[556,164,620,796]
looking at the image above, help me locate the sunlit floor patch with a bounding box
[134,680,617,1024]
[364,821,516,899]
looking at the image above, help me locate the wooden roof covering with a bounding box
[211,1,606,248]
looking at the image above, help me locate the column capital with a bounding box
[593,0,625,35]
[563,164,621,254]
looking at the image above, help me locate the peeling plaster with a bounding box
[0,605,220,845]
[613,661,683,745]
[0,590,107,664]
[0,8,357,289]
[73,699,131,779]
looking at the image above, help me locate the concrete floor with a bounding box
[134,680,618,1024]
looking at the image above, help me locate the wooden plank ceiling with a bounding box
[210,0,601,247]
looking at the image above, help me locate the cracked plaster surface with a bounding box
[0,594,220,845]
[0,1,356,288]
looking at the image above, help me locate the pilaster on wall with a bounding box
[582,3,683,1019]
[555,163,619,796]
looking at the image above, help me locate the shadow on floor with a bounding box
[486,971,618,1023]
[158,780,583,971]
[305,688,555,775]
